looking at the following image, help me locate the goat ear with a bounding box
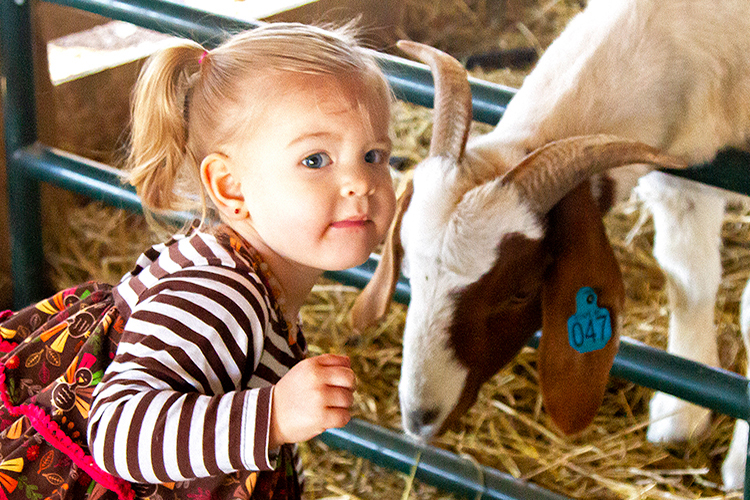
[350,176,414,332]
[538,180,624,435]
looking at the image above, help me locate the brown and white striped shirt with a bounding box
[87,224,306,486]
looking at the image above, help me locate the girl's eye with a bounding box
[364,149,387,164]
[302,152,331,169]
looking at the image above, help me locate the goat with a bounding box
[352,0,750,490]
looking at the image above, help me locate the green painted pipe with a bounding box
[1,0,45,309]
[16,144,141,212]
[319,418,572,500]
[43,0,515,126]
[45,0,258,48]
[526,333,750,421]
[324,254,411,305]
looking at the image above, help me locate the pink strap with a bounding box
[0,312,15,354]
[0,363,135,500]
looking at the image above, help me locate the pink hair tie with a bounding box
[199,50,209,64]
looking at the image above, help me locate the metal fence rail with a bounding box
[2,0,750,498]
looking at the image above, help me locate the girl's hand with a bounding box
[269,354,356,449]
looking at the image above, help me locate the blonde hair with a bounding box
[126,22,392,217]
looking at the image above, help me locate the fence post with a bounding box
[1,0,46,308]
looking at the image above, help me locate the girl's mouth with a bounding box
[330,217,370,229]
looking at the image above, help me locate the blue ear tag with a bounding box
[567,287,612,354]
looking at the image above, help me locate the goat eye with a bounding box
[365,149,387,164]
[509,290,532,304]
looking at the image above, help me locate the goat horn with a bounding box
[397,40,473,161]
[501,134,687,214]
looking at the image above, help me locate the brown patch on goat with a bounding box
[539,181,624,435]
[441,233,550,432]
[436,181,624,436]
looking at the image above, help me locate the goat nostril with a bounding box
[409,408,440,429]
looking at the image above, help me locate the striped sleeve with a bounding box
[88,266,277,484]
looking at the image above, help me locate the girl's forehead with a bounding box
[225,70,390,151]
[252,70,373,103]
[279,72,383,109]
[257,71,389,124]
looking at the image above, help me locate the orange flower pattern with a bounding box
[0,283,126,500]
[0,279,300,500]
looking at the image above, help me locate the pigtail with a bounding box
[126,41,205,213]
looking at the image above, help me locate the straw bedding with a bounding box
[15,0,750,498]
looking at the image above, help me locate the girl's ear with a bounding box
[200,153,247,219]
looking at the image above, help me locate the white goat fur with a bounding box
[398,0,750,489]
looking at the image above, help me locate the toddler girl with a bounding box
[0,22,396,500]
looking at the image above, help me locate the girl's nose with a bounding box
[340,168,375,197]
